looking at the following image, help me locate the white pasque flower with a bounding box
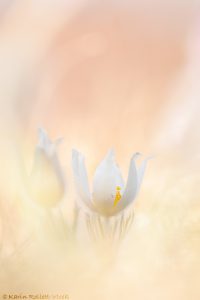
[72,149,150,217]
[29,128,65,207]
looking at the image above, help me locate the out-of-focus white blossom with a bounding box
[29,128,65,208]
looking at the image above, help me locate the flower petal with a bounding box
[115,152,141,212]
[72,149,92,210]
[38,127,54,156]
[29,129,65,207]
[92,149,124,215]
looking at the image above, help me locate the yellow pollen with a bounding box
[113,186,122,207]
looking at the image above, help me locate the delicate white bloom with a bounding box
[72,149,150,217]
[72,149,150,245]
[29,128,65,208]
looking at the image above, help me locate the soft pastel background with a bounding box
[0,0,200,299]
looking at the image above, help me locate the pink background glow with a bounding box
[0,1,200,299]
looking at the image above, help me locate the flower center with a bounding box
[113,186,122,207]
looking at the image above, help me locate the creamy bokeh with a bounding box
[0,0,200,299]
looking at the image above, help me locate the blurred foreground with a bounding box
[0,1,200,299]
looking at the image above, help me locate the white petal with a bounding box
[37,128,62,174]
[72,149,92,210]
[115,153,141,212]
[29,144,65,207]
[77,152,91,199]
[38,127,49,147]
[38,127,54,156]
[29,128,66,207]
[92,149,124,215]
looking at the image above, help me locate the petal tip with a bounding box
[132,152,142,160]
[38,127,47,138]
[106,148,115,160]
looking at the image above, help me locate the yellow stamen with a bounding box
[113,186,122,207]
